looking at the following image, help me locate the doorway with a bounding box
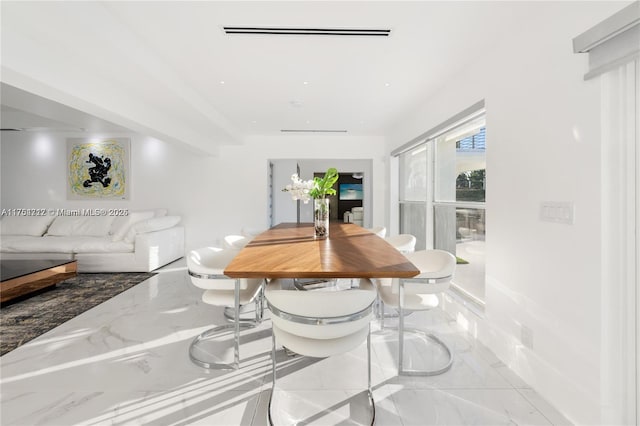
[269,159,374,228]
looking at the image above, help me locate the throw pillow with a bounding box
[124,216,181,243]
[109,210,155,242]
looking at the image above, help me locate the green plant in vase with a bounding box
[284,168,338,238]
[309,168,338,238]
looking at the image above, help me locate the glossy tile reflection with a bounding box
[0,261,570,425]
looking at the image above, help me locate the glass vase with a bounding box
[314,198,329,238]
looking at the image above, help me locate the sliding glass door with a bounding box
[433,122,486,302]
[397,113,486,303]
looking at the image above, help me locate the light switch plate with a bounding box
[540,201,574,224]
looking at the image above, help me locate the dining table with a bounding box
[224,222,420,280]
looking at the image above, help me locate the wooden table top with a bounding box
[224,222,420,279]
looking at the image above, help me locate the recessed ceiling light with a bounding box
[305,120,311,124]
[220,81,225,85]
[303,81,309,85]
[384,82,391,87]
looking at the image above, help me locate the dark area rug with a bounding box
[0,272,154,356]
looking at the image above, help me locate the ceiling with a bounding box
[1,84,131,133]
[0,1,612,153]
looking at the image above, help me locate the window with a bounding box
[399,144,427,250]
[397,111,486,303]
[434,119,486,302]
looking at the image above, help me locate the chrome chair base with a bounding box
[224,281,265,324]
[190,281,266,370]
[397,326,453,376]
[189,323,254,370]
[267,389,375,426]
[293,278,336,291]
[267,329,376,426]
[379,299,454,376]
[373,288,414,322]
[379,324,454,376]
[223,298,265,324]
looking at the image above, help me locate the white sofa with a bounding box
[0,209,184,272]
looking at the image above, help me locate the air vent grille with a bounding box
[281,129,348,133]
[224,27,390,37]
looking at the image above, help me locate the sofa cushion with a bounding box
[0,235,34,250]
[69,237,134,253]
[124,216,181,243]
[0,215,55,236]
[109,210,155,242]
[47,216,115,237]
[1,235,133,253]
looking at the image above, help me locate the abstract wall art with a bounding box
[67,138,130,199]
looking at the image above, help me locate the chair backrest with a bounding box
[266,279,377,357]
[187,247,247,290]
[351,207,364,221]
[223,235,249,250]
[241,227,265,238]
[385,234,417,253]
[368,226,387,238]
[393,249,456,294]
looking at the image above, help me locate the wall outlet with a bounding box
[521,325,534,350]
[540,201,574,224]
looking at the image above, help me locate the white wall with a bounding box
[385,1,629,423]
[0,131,386,251]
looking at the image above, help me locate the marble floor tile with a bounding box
[2,389,261,426]
[387,387,552,425]
[372,328,513,390]
[267,390,375,425]
[517,388,572,425]
[0,264,569,425]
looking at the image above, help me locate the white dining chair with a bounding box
[384,234,416,253]
[367,226,387,238]
[265,278,377,425]
[223,234,250,251]
[376,249,456,376]
[222,235,260,321]
[187,247,264,370]
[241,227,266,238]
[373,233,416,319]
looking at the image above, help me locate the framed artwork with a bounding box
[67,138,130,200]
[339,183,364,200]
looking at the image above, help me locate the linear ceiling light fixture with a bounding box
[224,27,390,37]
[0,127,86,132]
[281,129,348,133]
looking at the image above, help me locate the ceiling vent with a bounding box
[224,27,390,37]
[281,129,348,133]
[0,127,85,132]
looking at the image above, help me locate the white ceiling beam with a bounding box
[0,1,237,156]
